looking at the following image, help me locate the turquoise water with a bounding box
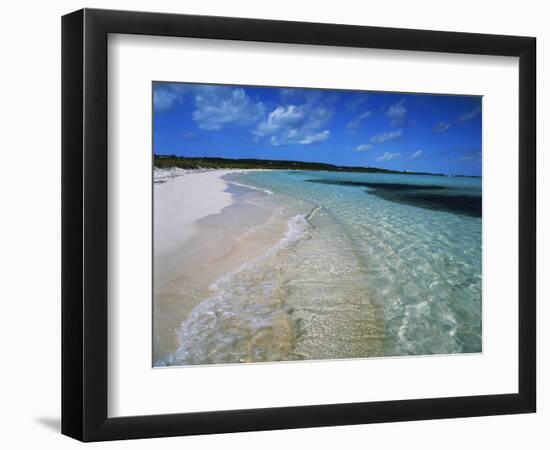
[163,170,482,366]
[238,170,482,356]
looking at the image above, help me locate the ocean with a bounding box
[157,170,482,366]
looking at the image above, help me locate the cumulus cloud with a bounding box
[387,99,407,126]
[457,107,481,123]
[354,143,373,152]
[370,129,403,144]
[347,111,372,130]
[256,105,303,135]
[192,87,265,130]
[153,84,187,111]
[295,130,330,145]
[434,121,451,133]
[411,150,423,159]
[255,104,331,146]
[376,151,401,161]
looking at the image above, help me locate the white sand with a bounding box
[153,168,280,360]
[153,169,251,258]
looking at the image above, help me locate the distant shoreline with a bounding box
[154,154,481,178]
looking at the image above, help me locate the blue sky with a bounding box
[153,82,482,176]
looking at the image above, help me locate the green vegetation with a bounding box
[154,154,452,176]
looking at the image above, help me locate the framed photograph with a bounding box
[61,8,536,442]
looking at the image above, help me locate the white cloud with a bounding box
[153,84,187,111]
[192,87,265,130]
[255,105,304,136]
[387,98,407,126]
[411,150,423,159]
[370,129,403,144]
[347,111,372,130]
[376,151,401,161]
[434,121,451,133]
[255,104,331,146]
[457,107,481,122]
[154,90,178,111]
[354,143,373,152]
[297,130,330,145]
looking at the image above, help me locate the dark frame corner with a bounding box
[62,8,536,442]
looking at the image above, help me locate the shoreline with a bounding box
[154,155,481,178]
[153,168,291,363]
[153,168,270,259]
[153,168,385,366]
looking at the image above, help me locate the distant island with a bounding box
[154,155,478,178]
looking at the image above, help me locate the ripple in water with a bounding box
[160,170,482,366]
[160,211,315,365]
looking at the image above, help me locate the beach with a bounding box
[154,169,237,259]
[153,169,482,366]
[153,168,295,364]
[151,83,482,367]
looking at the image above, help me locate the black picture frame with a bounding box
[61,8,536,442]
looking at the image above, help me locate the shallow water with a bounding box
[157,170,481,366]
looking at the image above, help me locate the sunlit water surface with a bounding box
[159,170,482,366]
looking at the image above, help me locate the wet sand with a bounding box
[153,170,293,363]
[153,169,384,366]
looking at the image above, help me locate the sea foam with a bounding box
[160,209,317,366]
[227,181,274,196]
